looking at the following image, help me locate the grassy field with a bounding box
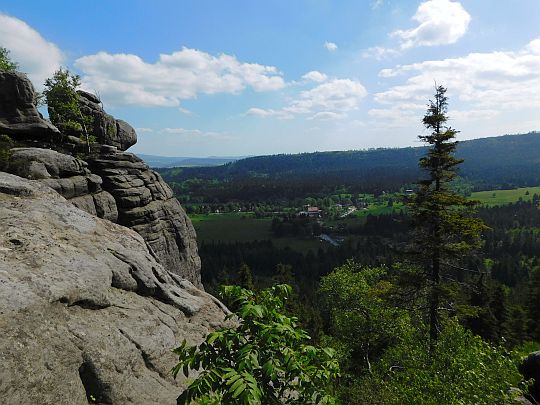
[190,213,322,253]
[471,186,540,206]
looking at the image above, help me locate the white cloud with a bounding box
[285,79,367,115]
[362,46,400,60]
[324,41,338,51]
[74,47,285,107]
[302,70,328,83]
[178,107,193,115]
[391,0,471,49]
[0,13,64,87]
[372,37,540,125]
[245,108,293,120]
[247,78,367,121]
[308,111,347,121]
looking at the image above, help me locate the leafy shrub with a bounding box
[172,284,340,404]
[359,320,524,404]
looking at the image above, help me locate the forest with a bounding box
[167,88,540,403]
[158,131,540,205]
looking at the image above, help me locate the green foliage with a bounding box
[43,68,94,150]
[0,47,18,72]
[362,320,524,404]
[0,134,14,171]
[319,261,411,375]
[172,284,340,404]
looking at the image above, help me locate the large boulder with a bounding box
[0,172,227,405]
[78,90,137,151]
[0,71,59,138]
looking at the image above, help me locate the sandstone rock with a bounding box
[78,91,137,151]
[89,151,202,287]
[9,147,88,178]
[0,71,60,138]
[0,172,227,405]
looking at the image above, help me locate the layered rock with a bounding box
[88,151,202,286]
[0,172,227,405]
[0,71,60,139]
[8,147,118,222]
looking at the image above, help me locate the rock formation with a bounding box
[0,172,227,404]
[0,72,202,287]
[77,90,137,151]
[0,71,59,139]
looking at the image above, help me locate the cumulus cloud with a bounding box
[302,70,328,83]
[371,37,540,125]
[74,47,285,107]
[248,78,367,120]
[324,41,338,51]
[0,13,64,87]
[391,0,471,49]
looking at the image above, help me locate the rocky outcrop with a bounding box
[0,72,202,287]
[78,90,137,151]
[88,151,202,286]
[0,71,59,138]
[0,172,227,404]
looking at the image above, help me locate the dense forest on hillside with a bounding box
[158,132,540,204]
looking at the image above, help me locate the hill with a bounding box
[157,132,540,202]
[136,154,246,168]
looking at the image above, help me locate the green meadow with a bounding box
[190,213,322,253]
[471,186,540,206]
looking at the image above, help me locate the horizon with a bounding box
[139,130,540,159]
[1,1,540,156]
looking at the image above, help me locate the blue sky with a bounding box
[1,1,540,157]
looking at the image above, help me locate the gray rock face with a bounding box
[0,71,60,138]
[89,151,202,288]
[78,91,137,151]
[4,146,202,287]
[0,172,227,405]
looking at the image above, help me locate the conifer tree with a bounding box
[409,85,486,344]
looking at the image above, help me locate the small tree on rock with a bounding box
[0,47,18,72]
[43,68,93,152]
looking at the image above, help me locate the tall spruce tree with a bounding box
[409,85,486,344]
